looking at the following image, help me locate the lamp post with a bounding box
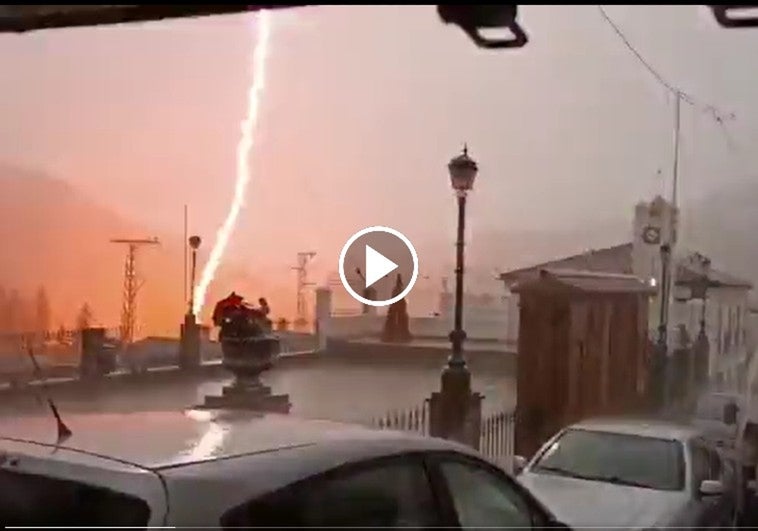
[447,144,478,367]
[657,243,672,350]
[692,257,712,394]
[428,144,483,448]
[188,235,202,317]
[181,235,202,370]
[654,243,672,410]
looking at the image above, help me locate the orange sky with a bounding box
[1,6,758,336]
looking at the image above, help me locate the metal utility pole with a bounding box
[672,91,681,215]
[183,205,188,307]
[292,252,316,329]
[111,237,160,346]
[655,92,682,411]
[660,93,682,347]
[664,93,682,344]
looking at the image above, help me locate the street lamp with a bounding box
[447,144,478,367]
[653,242,672,410]
[188,235,202,316]
[691,256,712,392]
[657,243,672,350]
[427,144,482,447]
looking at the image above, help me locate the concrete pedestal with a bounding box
[202,378,291,413]
[180,313,201,369]
[429,364,483,449]
[199,333,291,413]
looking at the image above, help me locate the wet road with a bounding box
[0,360,515,425]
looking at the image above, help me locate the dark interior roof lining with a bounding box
[0,5,310,33]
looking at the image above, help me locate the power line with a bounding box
[596,5,735,125]
[597,5,743,195]
[597,5,678,95]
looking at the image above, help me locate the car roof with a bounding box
[0,409,470,470]
[569,416,701,442]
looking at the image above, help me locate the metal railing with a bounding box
[369,401,516,470]
[370,401,430,436]
[480,410,516,470]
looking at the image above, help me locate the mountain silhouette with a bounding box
[0,164,295,336]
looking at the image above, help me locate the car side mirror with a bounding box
[700,479,724,496]
[512,455,527,475]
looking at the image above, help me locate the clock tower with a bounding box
[632,196,679,281]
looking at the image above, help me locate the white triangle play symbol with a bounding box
[365,245,398,289]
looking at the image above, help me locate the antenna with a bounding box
[183,205,188,307]
[25,343,71,444]
[110,237,160,346]
[292,251,316,331]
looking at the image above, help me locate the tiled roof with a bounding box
[675,264,753,289]
[499,241,753,290]
[499,243,634,285]
[511,269,657,295]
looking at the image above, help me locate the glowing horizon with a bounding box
[192,10,273,317]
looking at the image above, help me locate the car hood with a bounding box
[518,471,685,529]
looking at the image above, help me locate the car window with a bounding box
[438,458,536,529]
[221,455,441,529]
[0,469,151,527]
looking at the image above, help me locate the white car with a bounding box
[516,417,737,529]
[0,409,569,529]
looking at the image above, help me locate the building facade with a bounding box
[499,196,753,391]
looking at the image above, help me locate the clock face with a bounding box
[642,226,661,245]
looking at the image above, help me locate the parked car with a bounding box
[515,417,737,529]
[0,409,569,528]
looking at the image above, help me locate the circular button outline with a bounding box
[338,226,419,307]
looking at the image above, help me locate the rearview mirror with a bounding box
[512,455,527,475]
[437,5,528,49]
[700,479,724,496]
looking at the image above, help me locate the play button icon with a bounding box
[364,245,398,288]
[339,226,419,307]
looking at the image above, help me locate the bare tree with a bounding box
[7,290,22,334]
[35,286,51,336]
[0,285,6,334]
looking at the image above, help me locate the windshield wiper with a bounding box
[534,465,596,481]
[536,467,657,489]
[575,474,657,489]
[599,476,656,489]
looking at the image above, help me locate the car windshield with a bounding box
[531,428,685,491]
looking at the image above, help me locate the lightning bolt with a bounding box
[193,10,272,316]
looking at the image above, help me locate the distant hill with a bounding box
[4,162,754,333]
[0,164,296,336]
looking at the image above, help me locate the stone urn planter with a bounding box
[200,298,290,413]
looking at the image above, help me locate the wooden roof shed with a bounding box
[511,269,657,457]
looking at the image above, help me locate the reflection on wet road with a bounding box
[0,362,515,424]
